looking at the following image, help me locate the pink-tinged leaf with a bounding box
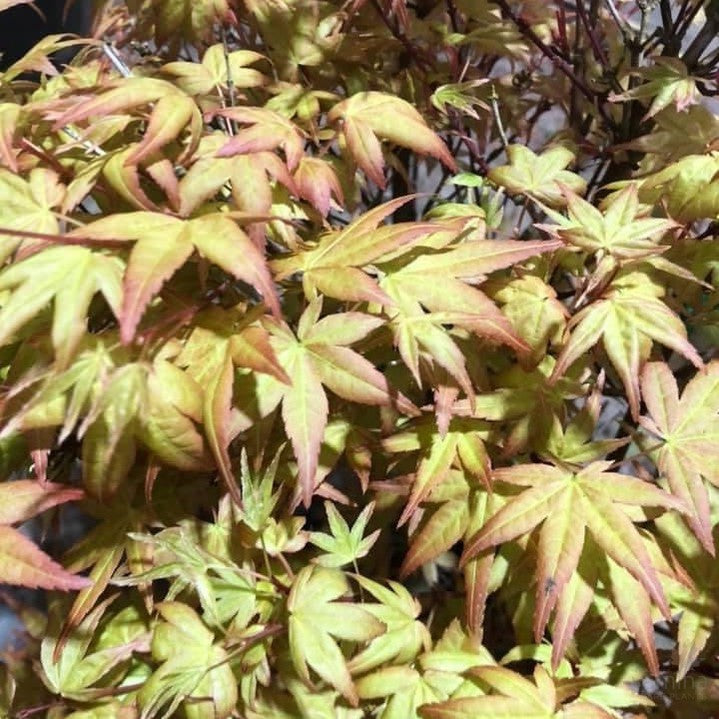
[215,107,304,170]
[306,267,394,305]
[551,552,596,670]
[54,79,202,163]
[0,480,83,525]
[310,345,418,415]
[661,448,713,554]
[120,231,194,344]
[281,347,329,506]
[294,157,344,215]
[230,327,291,384]
[203,349,242,506]
[534,487,583,642]
[588,470,688,513]
[400,500,468,578]
[126,94,201,165]
[434,384,459,437]
[607,559,659,676]
[329,92,457,175]
[342,116,386,187]
[401,278,529,354]
[188,215,281,317]
[578,486,670,618]
[0,525,90,590]
[399,433,459,527]
[461,482,565,565]
[103,149,161,211]
[145,157,181,212]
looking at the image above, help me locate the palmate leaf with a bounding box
[550,184,677,260]
[641,360,719,554]
[163,45,267,96]
[0,245,122,369]
[381,236,561,391]
[271,195,441,306]
[382,417,491,529]
[51,78,203,165]
[461,460,687,669]
[328,92,457,188]
[550,270,702,418]
[488,145,586,207]
[73,211,280,343]
[309,501,380,568]
[0,167,64,262]
[287,566,385,706]
[258,303,418,505]
[138,602,236,719]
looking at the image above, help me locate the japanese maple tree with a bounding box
[0,0,718,717]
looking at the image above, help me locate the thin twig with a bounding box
[489,84,509,150]
[102,43,132,77]
[492,0,613,125]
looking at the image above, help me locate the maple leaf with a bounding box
[41,599,148,702]
[347,575,431,676]
[74,211,280,343]
[379,235,562,391]
[550,270,703,418]
[260,302,417,505]
[293,156,344,216]
[163,45,267,96]
[309,501,380,568]
[0,245,123,369]
[382,417,491,528]
[609,57,699,120]
[460,460,687,668]
[215,106,305,170]
[271,195,441,306]
[453,357,586,458]
[550,184,677,260]
[328,91,457,188]
[0,167,64,263]
[287,566,385,705]
[640,360,719,554]
[51,78,203,165]
[138,602,237,718]
[0,479,88,591]
[487,275,568,367]
[356,619,493,719]
[81,363,146,500]
[488,144,587,207]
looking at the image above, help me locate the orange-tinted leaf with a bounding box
[0,525,90,590]
[0,480,83,524]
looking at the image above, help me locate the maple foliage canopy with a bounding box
[1,0,719,717]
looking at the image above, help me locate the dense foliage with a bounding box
[1,0,719,716]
